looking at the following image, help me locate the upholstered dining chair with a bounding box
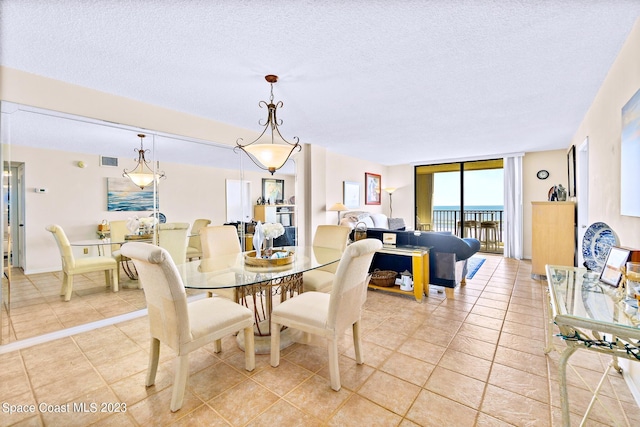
[186,218,211,261]
[302,225,352,293]
[120,242,255,412]
[271,238,382,391]
[45,224,119,301]
[200,225,241,301]
[158,222,189,264]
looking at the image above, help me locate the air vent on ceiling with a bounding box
[99,156,118,167]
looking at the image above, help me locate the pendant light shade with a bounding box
[123,134,165,190]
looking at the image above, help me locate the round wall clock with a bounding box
[536,170,549,180]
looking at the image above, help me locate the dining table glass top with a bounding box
[177,246,342,290]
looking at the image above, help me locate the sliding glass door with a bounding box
[415,159,504,253]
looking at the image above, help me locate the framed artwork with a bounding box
[567,145,576,198]
[599,246,631,287]
[107,177,157,211]
[343,181,360,209]
[262,178,284,203]
[365,172,381,205]
[621,87,640,217]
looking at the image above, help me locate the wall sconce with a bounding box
[123,134,165,190]
[328,202,348,225]
[384,187,397,218]
[235,75,302,174]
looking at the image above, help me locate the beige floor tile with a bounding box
[448,333,497,361]
[424,365,486,409]
[247,399,324,426]
[380,351,436,387]
[481,384,550,426]
[327,394,403,426]
[251,358,313,396]
[282,374,351,421]
[438,348,493,382]
[488,362,549,404]
[405,389,478,427]
[207,379,279,425]
[358,370,421,415]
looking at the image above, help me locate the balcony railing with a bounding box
[430,209,504,252]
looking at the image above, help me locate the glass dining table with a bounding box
[177,246,343,353]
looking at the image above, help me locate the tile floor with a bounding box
[1,255,639,426]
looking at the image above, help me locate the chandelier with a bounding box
[235,75,301,174]
[122,134,165,189]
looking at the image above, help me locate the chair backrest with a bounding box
[45,224,75,270]
[120,242,190,350]
[109,220,128,251]
[312,225,351,273]
[328,238,382,333]
[188,218,211,251]
[200,225,241,258]
[158,222,190,264]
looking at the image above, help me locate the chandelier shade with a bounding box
[123,134,165,190]
[235,75,301,174]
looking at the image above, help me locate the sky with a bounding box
[433,169,504,206]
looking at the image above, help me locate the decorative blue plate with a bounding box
[150,212,167,224]
[582,222,618,272]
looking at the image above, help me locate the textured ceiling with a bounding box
[1,1,639,165]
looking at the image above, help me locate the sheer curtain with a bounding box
[503,155,523,259]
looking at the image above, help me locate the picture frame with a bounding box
[567,145,576,198]
[599,246,631,287]
[107,177,157,211]
[262,178,284,204]
[343,181,360,209]
[365,172,381,205]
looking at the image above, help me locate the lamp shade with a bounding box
[328,202,348,211]
[384,187,397,194]
[243,143,297,174]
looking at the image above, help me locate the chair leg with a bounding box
[270,321,281,367]
[445,287,454,299]
[213,339,222,353]
[328,337,341,391]
[352,320,364,365]
[170,354,189,412]
[146,338,160,387]
[60,272,68,296]
[111,268,119,292]
[104,270,110,288]
[243,326,255,371]
[64,274,74,301]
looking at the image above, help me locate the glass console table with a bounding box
[545,265,640,426]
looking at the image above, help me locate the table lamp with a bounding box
[328,202,348,225]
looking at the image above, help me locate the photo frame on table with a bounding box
[365,172,381,205]
[343,181,360,209]
[567,145,576,197]
[599,246,631,287]
[262,178,284,204]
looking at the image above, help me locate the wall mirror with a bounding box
[0,101,296,347]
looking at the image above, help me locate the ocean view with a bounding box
[434,205,504,211]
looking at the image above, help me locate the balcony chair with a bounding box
[302,225,351,293]
[270,238,382,391]
[199,225,241,301]
[186,218,211,261]
[120,242,254,412]
[158,222,189,264]
[45,224,119,301]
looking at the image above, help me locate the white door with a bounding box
[576,137,589,268]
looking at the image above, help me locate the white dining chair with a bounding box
[186,218,211,261]
[120,242,255,412]
[270,238,382,391]
[200,225,241,301]
[46,224,119,301]
[302,225,351,293]
[158,222,189,264]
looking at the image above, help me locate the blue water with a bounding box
[434,205,503,211]
[108,191,157,211]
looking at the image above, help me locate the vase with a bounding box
[264,237,274,253]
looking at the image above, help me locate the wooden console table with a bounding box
[368,246,430,302]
